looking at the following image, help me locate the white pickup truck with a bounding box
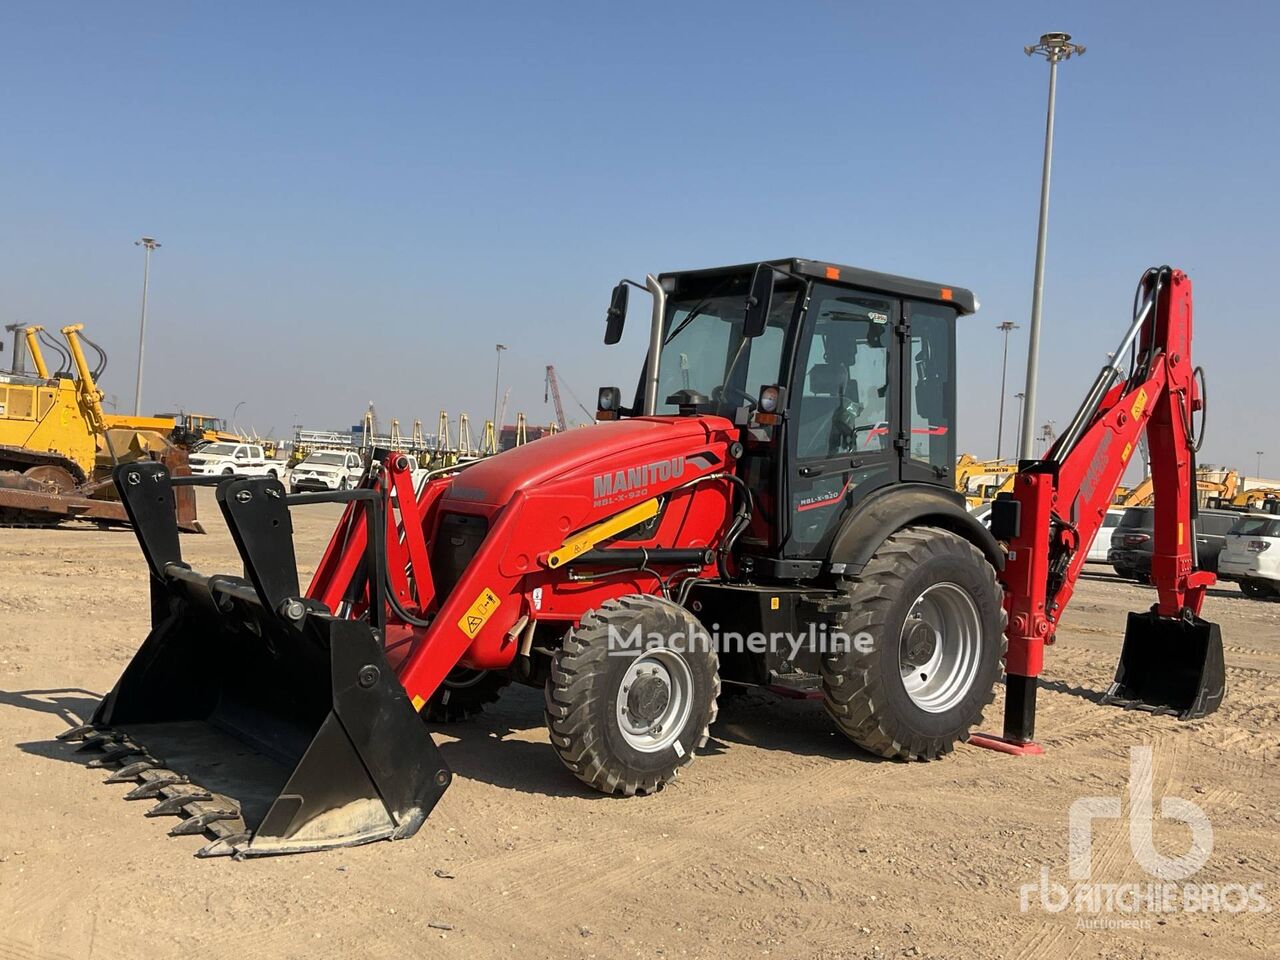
[187,442,287,480]
[289,450,366,493]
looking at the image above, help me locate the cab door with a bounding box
[782,283,901,560]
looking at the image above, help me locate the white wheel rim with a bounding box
[615,649,693,753]
[898,582,983,714]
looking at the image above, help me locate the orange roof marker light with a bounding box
[940,287,953,301]
[824,265,840,280]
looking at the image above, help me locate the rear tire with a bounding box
[821,527,1005,761]
[1241,580,1275,600]
[545,595,719,795]
[422,668,511,722]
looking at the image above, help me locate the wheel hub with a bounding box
[626,674,671,724]
[901,619,938,668]
[898,582,984,714]
[615,650,694,753]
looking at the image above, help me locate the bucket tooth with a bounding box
[75,731,124,753]
[197,832,252,858]
[105,760,160,783]
[88,744,149,768]
[57,723,100,742]
[147,791,213,817]
[170,809,242,837]
[124,775,189,800]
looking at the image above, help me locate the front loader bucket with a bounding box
[1102,611,1226,720]
[61,462,450,857]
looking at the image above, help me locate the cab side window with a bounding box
[906,302,956,473]
[792,289,893,461]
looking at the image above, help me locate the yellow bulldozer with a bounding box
[0,324,200,529]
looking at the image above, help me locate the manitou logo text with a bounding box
[593,456,685,505]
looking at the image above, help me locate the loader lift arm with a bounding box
[976,266,1224,753]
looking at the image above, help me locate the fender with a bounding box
[828,483,1004,577]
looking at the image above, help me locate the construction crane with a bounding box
[545,365,594,430]
[544,365,567,431]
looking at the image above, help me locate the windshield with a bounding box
[200,443,239,456]
[652,281,799,416]
[305,453,347,466]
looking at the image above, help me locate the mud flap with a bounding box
[63,462,451,858]
[1102,611,1225,720]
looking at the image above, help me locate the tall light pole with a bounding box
[492,343,507,431]
[995,321,1020,460]
[1258,450,1265,478]
[133,237,162,415]
[1019,32,1084,460]
[1014,391,1026,449]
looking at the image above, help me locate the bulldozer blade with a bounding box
[1102,611,1226,720]
[71,462,452,858]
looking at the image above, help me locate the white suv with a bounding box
[1218,513,1280,600]
[1087,507,1126,562]
[290,451,365,493]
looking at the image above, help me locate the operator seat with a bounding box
[800,362,861,456]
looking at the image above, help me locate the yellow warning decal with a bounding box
[458,587,501,639]
[1178,522,1184,546]
[770,597,780,611]
[411,694,426,712]
[1130,387,1148,421]
[1122,442,1133,462]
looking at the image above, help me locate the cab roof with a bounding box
[659,258,977,316]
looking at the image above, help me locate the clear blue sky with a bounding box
[2,1,1276,474]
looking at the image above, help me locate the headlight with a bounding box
[597,386,621,420]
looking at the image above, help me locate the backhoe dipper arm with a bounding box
[990,267,1217,747]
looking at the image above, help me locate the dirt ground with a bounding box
[1,490,1277,960]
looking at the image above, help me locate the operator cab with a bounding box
[603,258,975,577]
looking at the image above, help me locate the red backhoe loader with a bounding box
[61,260,1224,858]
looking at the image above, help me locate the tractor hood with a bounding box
[444,415,734,508]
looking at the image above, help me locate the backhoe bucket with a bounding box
[61,462,450,857]
[1102,611,1225,720]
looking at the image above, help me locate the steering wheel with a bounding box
[712,383,757,410]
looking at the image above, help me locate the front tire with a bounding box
[545,595,719,795]
[821,527,1005,761]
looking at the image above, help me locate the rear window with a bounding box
[1118,508,1153,529]
[1197,512,1237,536]
[1230,516,1280,537]
[1102,512,1122,528]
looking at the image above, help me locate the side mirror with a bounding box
[605,282,629,345]
[743,263,775,338]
